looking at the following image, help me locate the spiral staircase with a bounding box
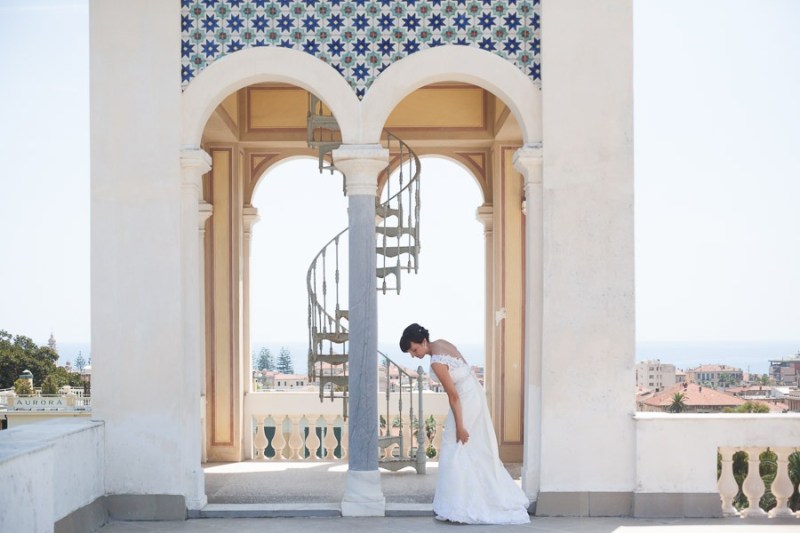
[305,95,427,473]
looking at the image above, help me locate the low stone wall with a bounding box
[0,419,105,533]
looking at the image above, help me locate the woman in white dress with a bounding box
[400,323,530,524]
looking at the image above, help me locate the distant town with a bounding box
[2,333,799,432]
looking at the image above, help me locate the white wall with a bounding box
[636,413,800,493]
[0,419,104,533]
[539,0,635,492]
[90,0,200,504]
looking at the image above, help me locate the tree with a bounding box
[734,400,770,413]
[669,392,687,413]
[256,347,274,371]
[0,330,59,389]
[277,346,294,374]
[13,377,32,395]
[74,352,87,371]
[41,375,60,395]
[756,374,771,386]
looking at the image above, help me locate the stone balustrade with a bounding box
[635,413,800,518]
[245,391,451,462]
[717,446,799,518]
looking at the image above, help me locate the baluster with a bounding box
[717,447,739,516]
[740,447,768,517]
[270,415,287,461]
[305,415,322,461]
[253,416,268,460]
[768,447,795,517]
[340,418,349,460]
[432,415,446,456]
[323,415,339,460]
[287,415,305,460]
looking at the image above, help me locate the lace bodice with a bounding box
[430,353,469,370]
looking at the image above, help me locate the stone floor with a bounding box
[97,461,799,532]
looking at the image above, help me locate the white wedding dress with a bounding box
[431,354,530,524]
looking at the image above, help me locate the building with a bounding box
[4,3,800,531]
[685,364,743,389]
[639,382,745,413]
[635,360,676,392]
[769,353,800,386]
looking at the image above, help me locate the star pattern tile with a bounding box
[181,0,541,97]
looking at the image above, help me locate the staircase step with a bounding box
[314,331,348,344]
[319,375,348,388]
[376,205,402,220]
[377,245,418,258]
[376,264,401,279]
[310,353,349,365]
[378,435,402,448]
[378,457,421,472]
[376,225,415,238]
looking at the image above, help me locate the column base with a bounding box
[341,470,385,517]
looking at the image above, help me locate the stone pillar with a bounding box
[513,143,543,503]
[475,204,495,399]
[198,200,212,465]
[242,206,259,460]
[180,148,212,509]
[332,144,388,517]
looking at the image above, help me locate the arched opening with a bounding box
[378,156,486,363]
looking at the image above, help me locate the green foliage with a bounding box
[48,366,84,388]
[0,330,63,389]
[256,347,274,371]
[425,415,438,458]
[669,392,687,413]
[733,400,771,413]
[718,449,800,513]
[41,375,59,395]
[13,377,32,395]
[276,346,294,374]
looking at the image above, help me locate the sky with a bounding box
[0,1,798,366]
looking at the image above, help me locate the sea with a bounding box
[56,340,800,376]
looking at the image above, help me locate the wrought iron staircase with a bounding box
[306,94,426,473]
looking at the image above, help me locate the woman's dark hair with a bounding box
[399,323,429,352]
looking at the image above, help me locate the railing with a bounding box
[718,447,800,518]
[379,359,427,473]
[2,393,91,411]
[246,391,450,464]
[635,412,800,519]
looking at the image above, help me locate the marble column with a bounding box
[242,205,260,460]
[513,143,543,504]
[332,144,388,517]
[198,200,212,465]
[475,204,495,400]
[180,148,211,510]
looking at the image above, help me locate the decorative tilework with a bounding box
[181,0,541,97]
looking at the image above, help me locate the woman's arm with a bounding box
[431,362,470,444]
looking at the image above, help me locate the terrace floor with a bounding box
[96,461,799,532]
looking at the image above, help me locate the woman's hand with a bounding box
[456,426,470,445]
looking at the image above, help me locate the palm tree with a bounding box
[669,392,687,413]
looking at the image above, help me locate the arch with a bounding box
[417,154,488,205]
[181,47,362,148]
[361,46,542,144]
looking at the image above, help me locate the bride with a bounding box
[400,323,531,524]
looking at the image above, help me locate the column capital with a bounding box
[243,205,260,234]
[475,203,494,232]
[513,143,543,186]
[198,202,213,232]
[332,144,389,197]
[180,148,212,174]
[181,148,212,191]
